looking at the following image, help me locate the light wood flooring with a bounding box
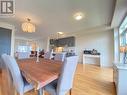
[0,64,116,95]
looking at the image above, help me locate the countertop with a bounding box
[113,63,127,70]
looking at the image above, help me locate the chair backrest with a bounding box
[44,51,52,59]
[57,55,78,94]
[0,57,4,69]
[54,53,66,62]
[1,54,24,95]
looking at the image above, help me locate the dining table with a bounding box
[17,58,62,95]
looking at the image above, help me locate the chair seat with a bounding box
[44,80,58,95]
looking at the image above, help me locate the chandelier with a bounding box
[22,18,35,33]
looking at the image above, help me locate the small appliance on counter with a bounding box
[84,49,100,55]
[66,52,75,57]
[84,50,92,54]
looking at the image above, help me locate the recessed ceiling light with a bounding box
[73,12,84,20]
[57,32,63,35]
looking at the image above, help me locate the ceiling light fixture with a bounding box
[74,12,84,20]
[57,32,63,35]
[57,32,64,39]
[22,18,35,33]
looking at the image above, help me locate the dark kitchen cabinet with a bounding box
[50,36,75,47]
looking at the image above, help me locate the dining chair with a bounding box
[44,51,52,59]
[1,54,34,95]
[44,55,78,95]
[54,53,66,62]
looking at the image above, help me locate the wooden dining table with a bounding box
[17,58,62,95]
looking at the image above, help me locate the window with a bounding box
[119,16,127,46]
[119,16,127,63]
[18,45,31,52]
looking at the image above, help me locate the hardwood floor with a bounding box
[72,64,116,95]
[0,64,116,95]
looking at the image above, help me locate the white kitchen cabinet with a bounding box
[113,63,127,95]
[83,54,101,66]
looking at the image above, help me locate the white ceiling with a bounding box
[0,0,115,39]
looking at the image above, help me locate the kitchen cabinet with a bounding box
[113,63,127,95]
[50,36,75,47]
[83,54,101,66]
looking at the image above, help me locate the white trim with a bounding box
[0,22,15,57]
[46,37,50,51]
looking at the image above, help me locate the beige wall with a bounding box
[75,30,114,67]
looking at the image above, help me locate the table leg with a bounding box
[38,88,43,95]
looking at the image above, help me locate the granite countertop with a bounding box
[113,63,127,70]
